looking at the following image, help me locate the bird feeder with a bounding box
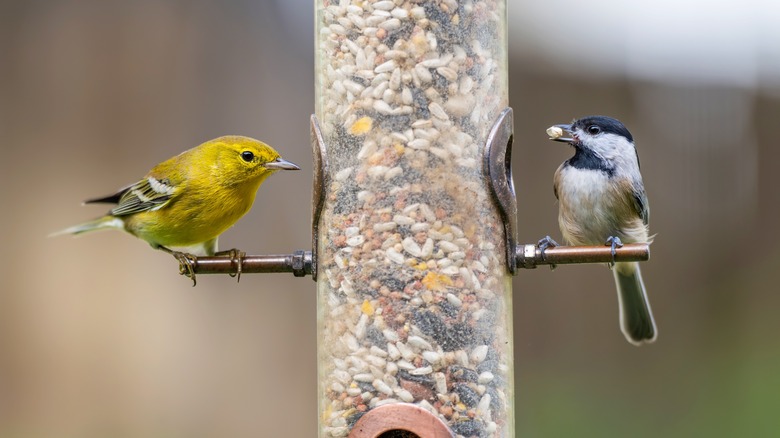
[314,1,513,436]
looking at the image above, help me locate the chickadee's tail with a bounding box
[49,216,125,238]
[613,262,657,345]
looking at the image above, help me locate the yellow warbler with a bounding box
[54,135,299,283]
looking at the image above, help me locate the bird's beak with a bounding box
[264,158,300,170]
[547,124,574,143]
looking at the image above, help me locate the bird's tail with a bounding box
[49,216,124,238]
[613,262,657,345]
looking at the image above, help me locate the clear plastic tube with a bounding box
[315,1,512,436]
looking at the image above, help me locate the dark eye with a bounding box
[241,151,254,162]
[587,125,601,135]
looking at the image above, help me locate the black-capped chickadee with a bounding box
[542,115,657,345]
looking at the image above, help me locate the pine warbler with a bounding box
[54,135,299,284]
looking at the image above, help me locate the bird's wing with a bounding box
[109,176,178,216]
[632,182,650,226]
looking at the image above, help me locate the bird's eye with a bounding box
[587,125,601,135]
[241,151,255,162]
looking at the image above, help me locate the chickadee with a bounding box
[543,115,657,345]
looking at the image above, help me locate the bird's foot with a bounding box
[605,236,624,268]
[172,251,198,286]
[215,248,246,282]
[537,235,560,270]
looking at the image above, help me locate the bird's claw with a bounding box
[605,236,624,268]
[172,251,198,286]
[537,235,560,270]
[215,248,246,282]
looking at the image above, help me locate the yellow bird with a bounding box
[54,135,299,284]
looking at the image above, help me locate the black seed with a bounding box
[449,365,478,383]
[450,419,485,436]
[453,383,479,407]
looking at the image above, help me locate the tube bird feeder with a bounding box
[315,1,513,436]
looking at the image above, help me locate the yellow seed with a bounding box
[414,262,428,270]
[422,271,453,291]
[393,143,405,155]
[361,299,375,316]
[349,116,373,135]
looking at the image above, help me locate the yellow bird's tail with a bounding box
[49,216,125,238]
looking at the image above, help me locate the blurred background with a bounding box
[2,0,779,436]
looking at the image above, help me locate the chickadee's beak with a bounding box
[547,124,574,143]
[264,158,300,170]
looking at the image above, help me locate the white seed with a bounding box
[478,393,492,419]
[396,388,414,402]
[343,79,364,95]
[386,247,405,264]
[414,64,433,84]
[402,237,423,258]
[348,13,365,29]
[353,373,374,383]
[547,125,564,139]
[409,365,433,376]
[441,265,459,275]
[397,360,415,370]
[389,67,401,90]
[340,278,354,296]
[391,8,409,19]
[380,18,401,31]
[374,59,397,73]
[436,66,458,82]
[420,238,434,258]
[428,102,449,121]
[471,345,489,364]
[373,99,394,114]
[423,351,441,364]
[410,7,426,20]
[384,50,408,60]
[478,371,495,384]
[419,53,453,68]
[373,222,397,232]
[407,335,433,350]
[372,0,394,11]
[393,214,415,225]
[355,313,368,339]
[383,329,399,342]
[446,293,462,308]
[449,251,465,260]
[444,94,476,118]
[434,372,448,395]
[387,342,401,360]
[396,342,416,361]
[365,15,386,27]
[438,240,460,253]
[410,222,429,232]
[373,378,393,395]
[407,138,430,149]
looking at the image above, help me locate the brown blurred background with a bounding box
[2,1,779,437]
